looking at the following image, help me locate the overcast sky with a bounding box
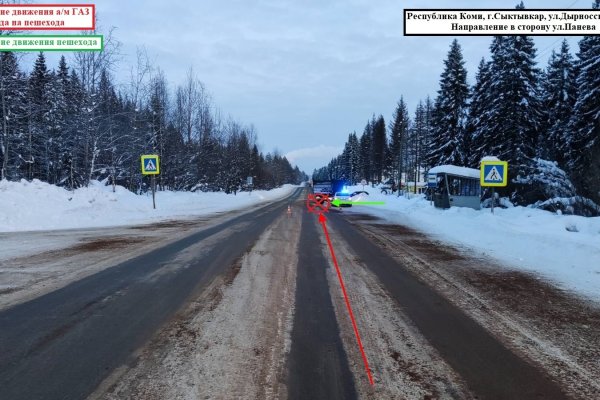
[35,0,586,173]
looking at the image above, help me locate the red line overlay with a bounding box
[318,213,374,386]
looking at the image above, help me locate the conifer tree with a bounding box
[427,39,469,167]
[28,52,51,181]
[359,121,372,182]
[475,11,542,204]
[467,58,492,167]
[371,115,387,182]
[568,0,600,204]
[388,97,410,183]
[0,52,27,181]
[540,40,577,166]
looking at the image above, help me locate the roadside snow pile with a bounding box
[346,185,600,302]
[0,179,296,232]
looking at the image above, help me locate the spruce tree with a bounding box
[389,97,410,183]
[567,0,600,205]
[341,132,360,184]
[509,28,543,164]
[348,132,360,183]
[540,40,577,166]
[62,69,86,190]
[411,101,427,188]
[475,36,510,162]
[359,122,372,182]
[96,68,123,189]
[0,52,27,181]
[371,115,387,183]
[47,56,71,186]
[46,76,67,185]
[421,96,435,171]
[28,52,51,181]
[467,58,492,167]
[427,39,469,167]
[478,23,542,204]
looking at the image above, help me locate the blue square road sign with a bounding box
[141,155,160,175]
[480,161,508,187]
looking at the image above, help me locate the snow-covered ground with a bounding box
[345,185,600,302]
[0,179,297,233]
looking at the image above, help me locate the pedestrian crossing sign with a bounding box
[480,161,508,187]
[141,155,160,175]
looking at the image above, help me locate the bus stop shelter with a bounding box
[428,165,481,210]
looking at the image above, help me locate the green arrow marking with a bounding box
[331,199,385,207]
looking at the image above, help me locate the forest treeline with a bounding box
[314,1,600,216]
[0,46,306,194]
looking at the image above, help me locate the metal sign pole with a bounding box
[141,154,160,210]
[491,187,495,214]
[152,175,156,209]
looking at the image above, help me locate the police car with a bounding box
[332,191,352,207]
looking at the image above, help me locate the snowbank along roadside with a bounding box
[0,179,297,232]
[344,185,600,303]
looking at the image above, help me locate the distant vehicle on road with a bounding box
[313,179,348,191]
[332,192,352,207]
[313,180,333,196]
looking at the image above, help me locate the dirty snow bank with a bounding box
[346,186,600,302]
[0,179,297,232]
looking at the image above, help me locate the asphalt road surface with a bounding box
[0,187,587,399]
[286,204,357,400]
[327,211,567,400]
[0,189,303,400]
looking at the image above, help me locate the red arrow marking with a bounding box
[307,194,331,213]
[318,213,375,386]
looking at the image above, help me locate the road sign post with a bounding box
[141,155,160,209]
[480,160,508,214]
